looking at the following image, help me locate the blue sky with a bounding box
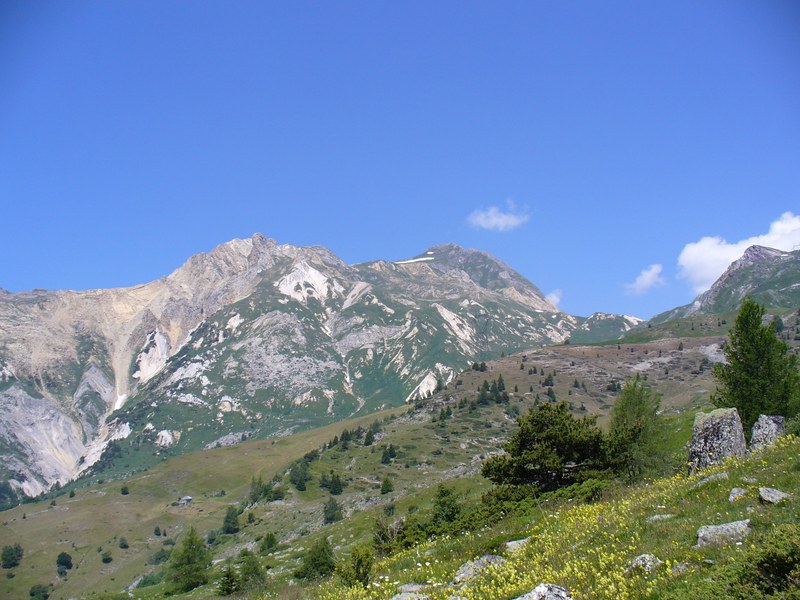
[1,1,799,319]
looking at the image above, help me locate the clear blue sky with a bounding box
[2,1,799,319]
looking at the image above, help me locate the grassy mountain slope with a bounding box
[0,337,735,599]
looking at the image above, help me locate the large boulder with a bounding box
[688,408,746,473]
[758,487,791,504]
[695,519,750,547]
[750,415,785,451]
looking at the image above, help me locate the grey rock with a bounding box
[513,583,573,600]
[691,471,729,490]
[390,594,429,600]
[671,562,689,575]
[452,554,506,584]
[696,519,750,547]
[741,476,758,484]
[646,514,676,522]
[688,409,746,473]
[397,584,430,593]
[758,487,791,504]
[750,415,785,451]
[728,487,748,502]
[504,537,531,554]
[627,554,663,573]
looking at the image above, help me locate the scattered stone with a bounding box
[627,554,663,573]
[513,583,573,599]
[514,583,572,600]
[397,583,430,593]
[504,537,531,554]
[728,487,748,502]
[695,519,750,547]
[688,409,746,473]
[690,472,729,490]
[390,593,429,600]
[453,554,506,584]
[646,514,676,522]
[741,476,757,485]
[750,415,785,451]
[758,487,791,504]
[671,562,689,575]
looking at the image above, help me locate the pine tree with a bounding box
[238,549,266,589]
[606,375,662,482]
[380,476,393,495]
[294,537,336,579]
[712,297,800,434]
[482,402,604,490]
[1,543,23,568]
[323,497,342,524]
[222,506,240,534]
[167,526,211,592]
[218,564,240,595]
[329,473,344,495]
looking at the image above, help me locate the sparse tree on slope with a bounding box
[294,537,335,580]
[167,526,211,592]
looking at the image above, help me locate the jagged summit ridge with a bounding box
[0,234,633,496]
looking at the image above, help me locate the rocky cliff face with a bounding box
[0,235,634,496]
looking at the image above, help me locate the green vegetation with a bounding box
[166,526,210,592]
[294,537,336,580]
[222,506,240,534]
[712,297,800,433]
[482,402,605,490]
[606,375,663,482]
[1,544,23,569]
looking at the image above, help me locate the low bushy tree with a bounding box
[294,537,335,580]
[2,543,23,569]
[482,402,605,491]
[337,544,374,588]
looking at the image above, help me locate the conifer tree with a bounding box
[294,537,335,579]
[712,297,800,434]
[167,526,211,592]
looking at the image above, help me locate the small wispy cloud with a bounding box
[467,200,529,232]
[545,289,563,308]
[678,211,800,294]
[625,264,666,295]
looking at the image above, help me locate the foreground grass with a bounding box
[314,435,800,600]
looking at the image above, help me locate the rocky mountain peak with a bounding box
[735,245,788,269]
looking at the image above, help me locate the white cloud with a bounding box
[625,264,666,295]
[545,289,563,308]
[678,212,800,294]
[467,200,529,232]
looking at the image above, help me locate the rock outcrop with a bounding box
[688,408,746,473]
[750,415,785,451]
[695,519,750,547]
[452,554,506,585]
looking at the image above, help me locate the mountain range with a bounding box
[0,235,642,498]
